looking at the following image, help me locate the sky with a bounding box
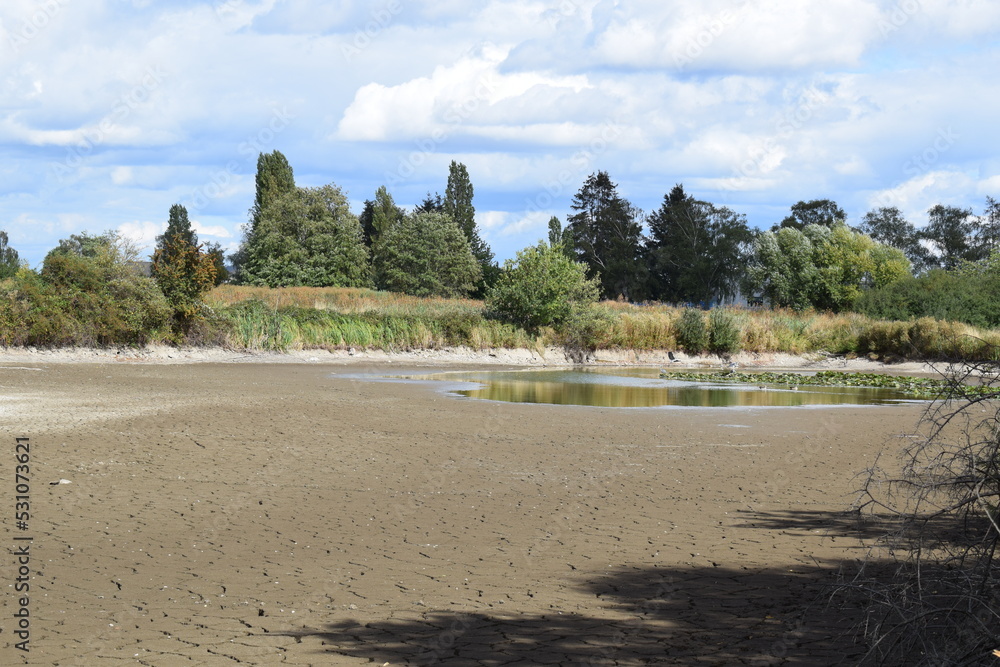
[3,0,1000,269]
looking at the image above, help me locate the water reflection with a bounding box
[401,368,918,408]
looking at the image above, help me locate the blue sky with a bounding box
[3,0,999,269]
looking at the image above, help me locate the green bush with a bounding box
[556,305,613,362]
[708,309,741,356]
[0,234,172,347]
[675,308,708,353]
[486,242,599,331]
[857,270,1000,329]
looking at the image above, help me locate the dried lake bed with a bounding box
[0,359,932,665]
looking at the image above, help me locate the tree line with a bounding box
[219,155,998,313]
[2,152,998,338]
[230,152,494,299]
[549,171,999,320]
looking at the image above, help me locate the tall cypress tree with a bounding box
[249,151,295,233]
[234,151,296,282]
[158,204,197,249]
[152,204,217,320]
[444,161,495,292]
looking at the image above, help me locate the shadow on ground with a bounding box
[282,561,868,666]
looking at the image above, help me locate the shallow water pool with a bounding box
[393,367,922,408]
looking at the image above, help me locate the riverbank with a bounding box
[0,344,944,375]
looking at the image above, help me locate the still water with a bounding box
[396,367,920,408]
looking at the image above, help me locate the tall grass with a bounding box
[207,287,999,360]
[6,280,998,360]
[212,291,536,352]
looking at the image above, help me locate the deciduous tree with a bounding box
[859,206,932,273]
[773,199,846,231]
[0,231,20,280]
[239,184,371,288]
[746,224,910,311]
[921,204,978,269]
[373,211,480,298]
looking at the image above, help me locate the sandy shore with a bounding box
[0,343,945,374]
[0,353,930,665]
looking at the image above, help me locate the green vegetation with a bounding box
[646,184,752,305]
[0,231,21,280]
[486,241,599,330]
[0,232,171,347]
[658,369,987,399]
[2,155,999,365]
[238,184,371,288]
[707,308,741,356]
[152,204,218,325]
[445,160,496,294]
[567,171,646,301]
[373,211,481,298]
[210,287,533,351]
[745,223,911,312]
[857,253,1000,329]
[675,308,708,353]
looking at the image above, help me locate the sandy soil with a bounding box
[0,353,931,665]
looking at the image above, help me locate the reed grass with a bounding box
[207,287,999,360]
[11,282,986,361]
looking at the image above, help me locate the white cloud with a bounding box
[867,170,979,221]
[590,0,883,71]
[833,156,872,176]
[192,222,232,238]
[117,221,162,246]
[111,166,133,185]
[337,43,592,142]
[476,210,509,231]
[496,210,550,238]
[2,0,1000,268]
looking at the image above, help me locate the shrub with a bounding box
[857,270,1000,329]
[708,308,741,356]
[675,308,708,353]
[486,242,599,331]
[0,233,171,347]
[152,236,218,323]
[556,305,613,363]
[851,358,1000,664]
